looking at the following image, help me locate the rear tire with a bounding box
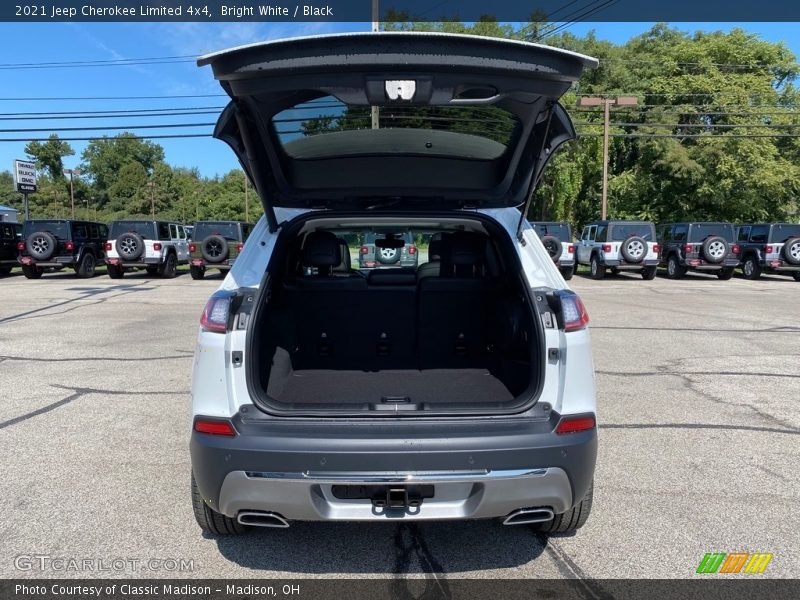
[666,255,686,279]
[22,265,43,279]
[146,267,159,276]
[536,482,593,534]
[160,253,178,279]
[190,265,206,280]
[641,266,657,280]
[590,255,605,280]
[793,272,800,282]
[191,473,247,535]
[560,266,574,281]
[717,267,734,280]
[742,255,761,280]
[75,253,96,279]
[107,264,124,279]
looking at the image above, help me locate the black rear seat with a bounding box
[418,232,491,369]
[292,232,367,368]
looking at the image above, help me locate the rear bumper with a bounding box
[685,258,739,270]
[18,256,76,268]
[106,257,162,267]
[191,258,234,269]
[602,258,658,268]
[556,258,575,268]
[190,410,597,522]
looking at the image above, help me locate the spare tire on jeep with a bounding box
[541,235,562,261]
[26,231,57,260]
[620,236,646,263]
[782,237,800,265]
[117,232,145,261]
[201,235,229,263]
[701,236,728,264]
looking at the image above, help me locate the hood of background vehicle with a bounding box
[198,32,597,222]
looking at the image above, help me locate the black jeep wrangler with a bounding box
[657,222,739,280]
[0,222,22,275]
[18,219,108,279]
[735,223,800,280]
[529,221,576,280]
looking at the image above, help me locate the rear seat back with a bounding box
[292,232,368,369]
[418,232,491,369]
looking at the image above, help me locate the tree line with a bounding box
[2,22,798,229]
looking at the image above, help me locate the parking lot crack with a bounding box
[0,384,188,431]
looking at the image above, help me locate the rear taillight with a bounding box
[684,243,693,253]
[17,241,24,251]
[189,243,196,253]
[200,292,233,333]
[567,245,576,254]
[65,241,74,251]
[194,418,236,437]
[408,245,417,255]
[602,244,612,253]
[237,243,244,252]
[556,415,596,435]
[555,290,590,332]
[360,246,369,255]
[104,242,112,251]
[652,244,660,253]
[731,244,740,254]
[153,243,162,251]
[764,245,773,254]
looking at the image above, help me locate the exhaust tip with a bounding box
[237,511,290,528]
[502,507,554,526]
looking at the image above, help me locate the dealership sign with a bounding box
[13,159,37,193]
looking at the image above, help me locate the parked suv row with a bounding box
[736,223,800,281]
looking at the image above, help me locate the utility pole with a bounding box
[370,0,380,130]
[576,96,638,220]
[64,168,81,219]
[194,190,199,221]
[146,181,156,219]
[244,172,249,222]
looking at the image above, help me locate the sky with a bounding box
[0,21,797,180]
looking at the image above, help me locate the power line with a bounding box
[577,132,800,138]
[0,54,196,68]
[0,133,211,142]
[0,110,224,121]
[576,122,800,129]
[0,122,215,133]
[0,94,227,101]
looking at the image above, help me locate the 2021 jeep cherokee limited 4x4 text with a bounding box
[105,220,189,278]
[657,222,740,280]
[735,223,800,281]
[529,221,576,280]
[189,221,253,279]
[190,33,598,535]
[18,219,108,279]
[576,220,659,280]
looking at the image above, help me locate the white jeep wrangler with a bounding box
[105,220,190,278]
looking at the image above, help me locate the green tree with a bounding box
[80,134,165,208]
[24,135,74,181]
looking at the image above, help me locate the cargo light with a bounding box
[194,418,236,437]
[556,415,596,435]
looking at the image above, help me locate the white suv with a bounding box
[105,220,190,278]
[190,32,598,535]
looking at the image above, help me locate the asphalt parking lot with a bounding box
[1,267,798,581]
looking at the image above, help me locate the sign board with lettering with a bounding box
[13,159,37,193]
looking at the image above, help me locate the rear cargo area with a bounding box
[249,221,540,414]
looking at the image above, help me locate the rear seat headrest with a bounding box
[428,237,444,260]
[302,231,341,268]
[446,232,485,266]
